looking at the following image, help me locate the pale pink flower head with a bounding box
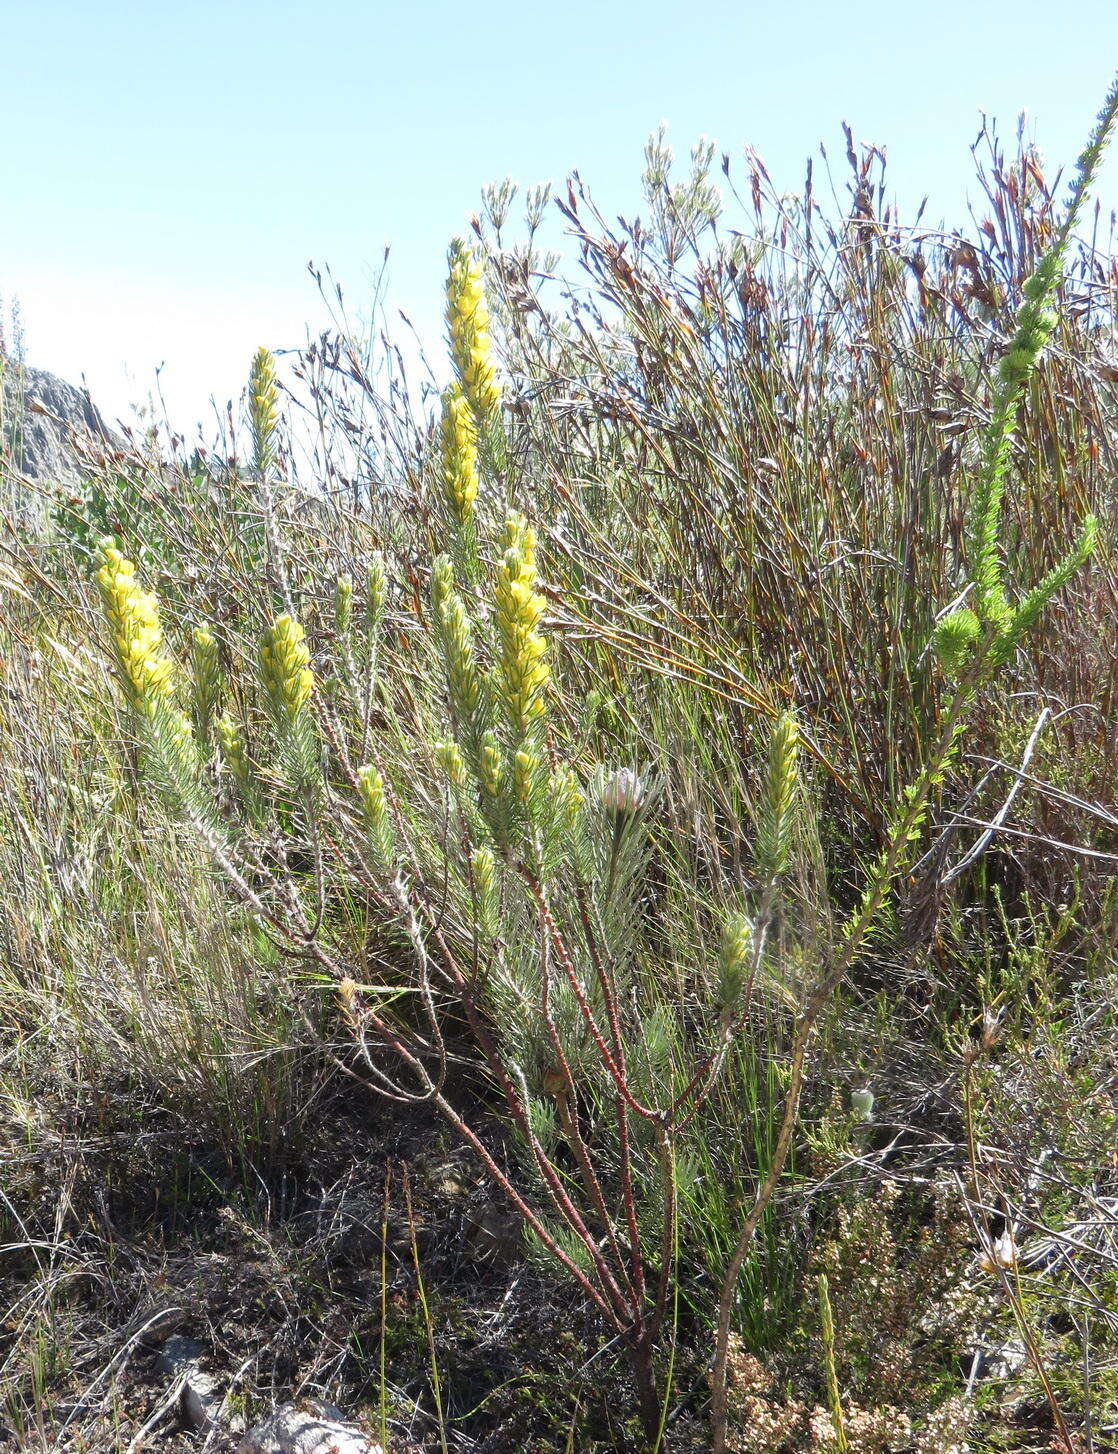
[600,768,645,818]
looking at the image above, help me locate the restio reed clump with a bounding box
[22,71,1115,1453]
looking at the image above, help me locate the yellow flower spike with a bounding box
[259,613,314,722]
[430,553,454,618]
[248,346,279,480]
[357,762,386,817]
[470,844,496,893]
[430,555,483,735]
[493,513,550,736]
[357,763,396,868]
[440,383,480,523]
[94,538,179,711]
[718,913,753,1009]
[446,238,502,428]
[497,510,535,569]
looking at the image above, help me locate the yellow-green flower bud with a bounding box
[217,712,249,783]
[470,845,499,939]
[430,553,454,619]
[259,613,314,721]
[367,554,387,627]
[718,912,753,1008]
[478,729,502,799]
[357,764,396,868]
[191,625,221,726]
[248,346,279,480]
[514,746,539,804]
[435,738,468,788]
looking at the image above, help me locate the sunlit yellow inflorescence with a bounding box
[94,540,198,777]
[440,383,480,523]
[258,614,314,721]
[446,238,501,427]
[249,346,279,479]
[494,513,549,735]
[95,540,178,710]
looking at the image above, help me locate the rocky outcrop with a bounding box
[1,362,124,522]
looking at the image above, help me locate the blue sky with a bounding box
[3,1,1117,434]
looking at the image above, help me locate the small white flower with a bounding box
[979,1231,1018,1274]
